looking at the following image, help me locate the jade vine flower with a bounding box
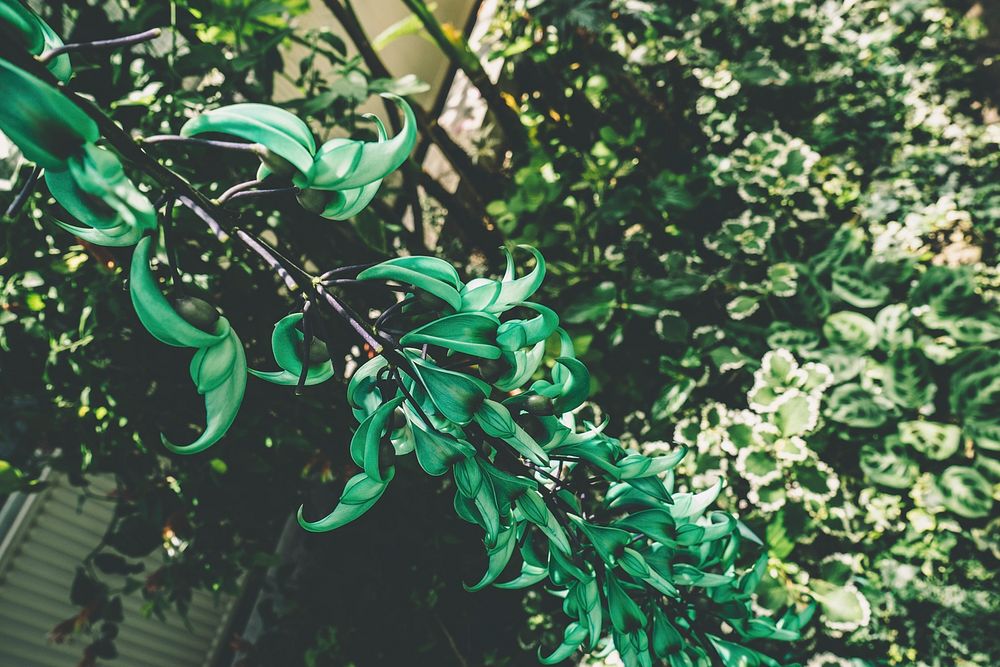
[179,94,415,220]
[45,144,157,246]
[129,237,247,454]
[0,56,156,247]
[0,0,72,81]
[298,246,811,667]
[249,313,335,386]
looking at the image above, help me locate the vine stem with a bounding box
[160,198,183,288]
[217,179,264,203]
[313,283,383,353]
[38,28,162,63]
[296,301,313,395]
[176,195,227,240]
[373,296,413,331]
[224,186,299,204]
[231,227,300,293]
[4,165,41,218]
[144,135,264,154]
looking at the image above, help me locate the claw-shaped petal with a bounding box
[0,0,72,80]
[303,94,415,191]
[162,328,247,455]
[249,313,334,386]
[0,59,96,168]
[465,525,517,592]
[297,470,394,532]
[400,311,501,359]
[46,144,156,246]
[181,103,316,177]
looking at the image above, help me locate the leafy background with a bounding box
[1,0,998,665]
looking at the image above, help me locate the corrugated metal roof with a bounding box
[0,474,237,667]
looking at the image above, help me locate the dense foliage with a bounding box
[488,0,999,664]
[0,0,997,666]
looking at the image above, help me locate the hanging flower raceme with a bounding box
[297,246,813,667]
[0,0,72,81]
[129,236,247,454]
[179,94,415,220]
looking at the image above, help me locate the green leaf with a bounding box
[651,378,695,419]
[875,303,911,350]
[726,294,760,320]
[767,262,798,297]
[0,460,28,494]
[371,6,435,50]
[859,438,918,488]
[70,567,104,606]
[794,267,831,321]
[898,421,961,460]
[767,324,820,351]
[811,580,870,633]
[773,392,819,437]
[353,207,387,250]
[831,266,889,308]
[823,311,878,351]
[562,281,617,324]
[937,466,993,518]
[941,316,1000,344]
[826,384,886,428]
[885,347,935,409]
